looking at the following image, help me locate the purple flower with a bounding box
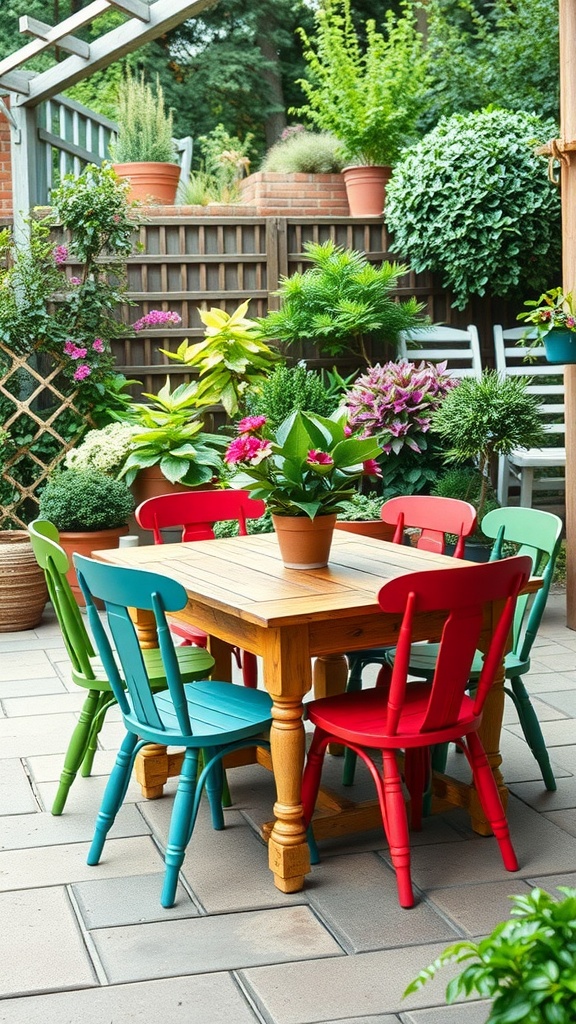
[73,364,91,382]
[133,310,182,332]
[92,338,105,353]
[69,276,81,286]
[53,245,68,266]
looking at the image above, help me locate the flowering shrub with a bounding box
[65,423,137,476]
[224,410,382,518]
[133,310,182,332]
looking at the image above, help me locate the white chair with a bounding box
[494,326,566,507]
[399,324,482,379]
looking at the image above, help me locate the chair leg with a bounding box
[162,748,200,908]
[403,747,430,831]
[342,658,365,787]
[380,751,414,908]
[87,731,140,866]
[506,678,557,791]
[464,732,519,871]
[241,651,258,688]
[52,689,102,815]
[80,693,115,777]
[203,746,225,830]
[302,730,328,829]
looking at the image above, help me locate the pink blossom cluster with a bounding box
[132,310,182,332]
[225,433,272,466]
[63,338,108,383]
[53,245,68,266]
[344,360,457,456]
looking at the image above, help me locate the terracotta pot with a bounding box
[342,165,391,217]
[272,513,337,569]
[335,520,395,542]
[112,161,181,204]
[0,531,48,631]
[131,466,192,507]
[58,527,129,606]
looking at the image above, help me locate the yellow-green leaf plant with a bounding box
[161,301,282,417]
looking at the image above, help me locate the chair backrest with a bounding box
[482,506,563,664]
[381,495,477,558]
[74,554,192,735]
[135,489,266,545]
[28,519,96,680]
[378,556,532,736]
[493,326,565,445]
[399,325,482,379]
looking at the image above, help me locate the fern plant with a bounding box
[110,72,176,164]
[257,240,426,363]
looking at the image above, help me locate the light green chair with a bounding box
[28,519,215,814]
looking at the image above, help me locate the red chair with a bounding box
[343,494,477,785]
[303,556,532,908]
[136,490,266,687]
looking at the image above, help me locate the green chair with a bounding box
[379,507,563,792]
[28,519,215,815]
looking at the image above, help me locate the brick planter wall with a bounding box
[238,172,350,217]
[0,107,13,217]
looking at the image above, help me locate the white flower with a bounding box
[65,423,137,476]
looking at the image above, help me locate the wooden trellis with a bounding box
[0,343,88,527]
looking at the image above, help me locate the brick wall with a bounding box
[238,172,350,217]
[0,105,12,216]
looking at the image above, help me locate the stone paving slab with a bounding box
[425,878,533,937]
[25,748,118,782]
[91,906,344,984]
[508,716,576,747]
[0,649,60,680]
[0,836,164,891]
[508,777,576,810]
[538,688,576,716]
[72,872,196,927]
[401,1004,490,1023]
[35,770,149,814]
[0,678,68,700]
[2,692,86,717]
[0,804,149,850]
[0,712,79,759]
[0,758,37,815]
[0,974,261,1024]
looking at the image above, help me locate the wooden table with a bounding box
[96,531,533,894]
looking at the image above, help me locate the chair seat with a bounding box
[308,684,481,749]
[385,643,529,681]
[72,645,215,692]
[124,679,272,746]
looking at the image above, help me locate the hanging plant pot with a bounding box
[342,165,391,217]
[272,513,337,569]
[543,328,576,364]
[112,162,181,204]
[0,531,48,632]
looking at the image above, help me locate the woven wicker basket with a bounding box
[0,531,48,632]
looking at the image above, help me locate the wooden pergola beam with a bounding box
[9,0,217,107]
[0,2,113,81]
[20,17,90,59]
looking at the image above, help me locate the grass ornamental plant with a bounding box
[260,130,344,174]
[109,72,177,164]
[224,410,382,519]
[293,0,429,167]
[405,887,576,1023]
[258,241,426,363]
[385,108,561,309]
[162,301,282,417]
[39,470,135,532]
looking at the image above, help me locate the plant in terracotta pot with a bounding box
[405,886,576,1023]
[517,286,576,364]
[38,469,135,602]
[109,71,180,204]
[224,410,382,568]
[293,0,429,215]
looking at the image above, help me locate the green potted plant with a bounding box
[161,300,282,417]
[335,491,395,541]
[405,886,576,1023]
[293,0,429,215]
[260,129,344,174]
[109,71,180,204]
[430,371,547,542]
[38,469,135,602]
[224,410,382,568]
[517,286,576,363]
[257,240,426,364]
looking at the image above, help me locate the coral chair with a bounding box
[384,507,563,791]
[28,519,214,815]
[343,494,477,785]
[74,553,273,908]
[302,556,532,908]
[136,490,266,687]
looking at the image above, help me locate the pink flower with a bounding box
[133,310,182,332]
[362,459,382,477]
[307,450,333,465]
[69,276,81,285]
[92,338,105,352]
[73,364,91,382]
[63,340,76,355]
[344,424,352,437]
[53,245,68,265]
[566,316,576,329]
[71,346,87,360]
[237,415,267,434]
[225,435,272,465]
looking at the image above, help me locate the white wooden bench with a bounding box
[399,324,482,379]
[494,326,565,507]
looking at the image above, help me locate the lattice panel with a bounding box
[0,343,88,528]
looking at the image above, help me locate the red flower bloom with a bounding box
[362,459,382,478]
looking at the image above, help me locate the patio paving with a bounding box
[0,591,574,1023]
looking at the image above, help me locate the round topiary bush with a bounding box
[385,108,561,309]
[39,470,135,532]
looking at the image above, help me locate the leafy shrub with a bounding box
[385,108,561,309]
[39,470,135,531]
[336,491,384,521]
[261,131,344,173]
[213,508,274,537]
[246,362,340,429]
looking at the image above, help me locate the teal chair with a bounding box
[28,519,215,815]
[74,553,273,908]
[362,507,563,792]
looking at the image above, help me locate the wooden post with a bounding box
[560,0,576,628]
